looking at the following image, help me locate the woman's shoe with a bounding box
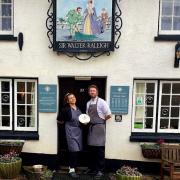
[69,172,79,179]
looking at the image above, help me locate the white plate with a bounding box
[79,114,90,124]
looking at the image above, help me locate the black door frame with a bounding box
[57,75,107,167]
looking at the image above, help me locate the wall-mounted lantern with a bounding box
[174,42,180,68]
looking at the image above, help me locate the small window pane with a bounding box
[136,95,144,105]
[1,93,10,103]
[173,17,180,30]
[1,81,9,92]
[27,116,35,127]
[146,83,155,93]
[145,107,154,117]
[17,93,25,104]
[17,82,25,92]
[27,82,35,93]
[27,94,35,104]
[17,116,25,127]
[161,107,169,117]
[171,107,180,117]
[174,2,180,16]
[134,120,143,129]
[2,4,11,16]
[2,116,10,126]
[1,0,12,3]
[161,95,170,105]
[145,118,153,129]
[171,95,180,106]
[172,83,180,94]
[170,119,179,129]
[136,83,145,94]
[146,95,154,105]
[2,105,9,115]
[162,83,171,94]
[162,1,173,16]
[2,17,11,31]
[161,17,172,30]
[17,105,25,115]
[27,105,35,116]
[160,118,169,129]
[135,106,144,118]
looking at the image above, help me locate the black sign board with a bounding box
[53,0,115,52]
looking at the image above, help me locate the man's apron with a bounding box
[87,98,106,146]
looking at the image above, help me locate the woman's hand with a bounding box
[57,120,64,125]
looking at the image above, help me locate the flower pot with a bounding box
[0,141,24,155]
[141,148,161,159]
[0,158,22,179]
[116,173,142,180]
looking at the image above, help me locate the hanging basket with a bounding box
[116,173,142,180]
[0,158,22,179]
[0,141,24,155]
[141,148,161,159]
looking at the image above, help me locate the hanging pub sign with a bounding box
[53,0,115,52]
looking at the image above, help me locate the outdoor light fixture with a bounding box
[174,42,180,68]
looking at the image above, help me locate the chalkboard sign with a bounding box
[39,84,57,113]
[110,86,129,114]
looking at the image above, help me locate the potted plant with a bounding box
[0,140,24,155]
[116,165,142,180]
[140,139,164,159]
[40,169,54,180]
[0,152,22,179]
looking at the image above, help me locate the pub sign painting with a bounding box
[54,0,115,52]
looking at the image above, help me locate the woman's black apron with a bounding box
[65,108,82,152]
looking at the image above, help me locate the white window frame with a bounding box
[0,0,13,35]
[159,0,180,35]
[14,79,38,131]
[132,80,158,133]
[0,79,12,130]
[158,81,180,133]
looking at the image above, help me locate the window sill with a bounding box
[154,35,180,41]
[0,35,17,41]
[130,132,180,143]
[0,131,39,140]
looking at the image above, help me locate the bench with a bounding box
[160,144,180,180]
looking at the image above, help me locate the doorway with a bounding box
[57,76,107,167]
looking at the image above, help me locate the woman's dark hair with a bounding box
[64,93,75,105]
[88,84,99,92]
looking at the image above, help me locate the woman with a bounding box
[57,93,82,179]
[83,0,102,35]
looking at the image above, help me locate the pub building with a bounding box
[0,0,180,174]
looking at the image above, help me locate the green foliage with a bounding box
[40,169,54,180]
[140,143,160,150]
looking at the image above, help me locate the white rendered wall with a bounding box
[0,0,178,161]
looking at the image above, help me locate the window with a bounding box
[0,78,38,132]
[0,0,13,34]
[132,80,180,134]
[159,0,180,35]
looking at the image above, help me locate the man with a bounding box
[85,85,111,179]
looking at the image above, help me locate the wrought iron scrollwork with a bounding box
[46,0,122,60]
[62,51,110,61]
[46,0,53,49]
[114,0,122,49]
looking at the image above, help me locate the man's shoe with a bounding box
[69,172,79,179]
[83,168,97,175]
[94,171,104,179]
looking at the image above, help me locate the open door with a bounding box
[57,76,106,167]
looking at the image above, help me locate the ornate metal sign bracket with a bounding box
[46,0,122,60]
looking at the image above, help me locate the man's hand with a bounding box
[105,114,112,120]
